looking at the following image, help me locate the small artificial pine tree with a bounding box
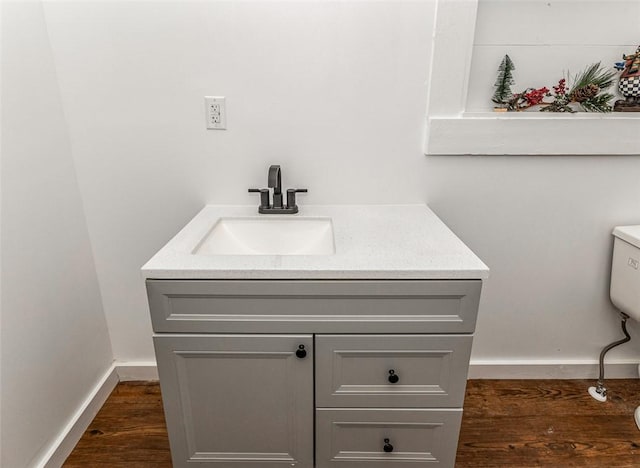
[492,55,516,107]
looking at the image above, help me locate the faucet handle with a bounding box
[248,188,270,210]
[286,188,307,213]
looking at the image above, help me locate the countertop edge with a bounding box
[140,268,490,281]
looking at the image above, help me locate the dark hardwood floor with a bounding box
[64,379,640,467]
[456,379,640,467]
[64,382,171,467]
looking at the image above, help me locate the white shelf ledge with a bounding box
[423,0,640,156]
[426,113,640,155]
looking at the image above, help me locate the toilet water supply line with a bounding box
[588,312,631,402]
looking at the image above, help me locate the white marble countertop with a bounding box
[141,204,489,280]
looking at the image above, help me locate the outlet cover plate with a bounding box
[204,96,226,130]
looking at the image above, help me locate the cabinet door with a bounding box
[154,334,313,468]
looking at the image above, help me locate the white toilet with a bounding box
[611,226,640,428]
[588,225,640,428]
[610,225,640,321]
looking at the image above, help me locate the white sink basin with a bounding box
[193,217,335,255]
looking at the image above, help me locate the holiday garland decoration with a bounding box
[506,86,550,111]
[542,63,616,113]
[492,58,616,113]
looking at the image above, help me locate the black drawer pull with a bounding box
[295,344,307,359]
[388,369,399,384]
[383,438,394,453]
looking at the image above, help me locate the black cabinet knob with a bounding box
[383,438,394,453]
[295,344,307,359]
[388,369,399,384]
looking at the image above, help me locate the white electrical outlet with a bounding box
[204,96,226,130]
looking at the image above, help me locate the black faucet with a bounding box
[268,165,283,209]
[249,165,307,214]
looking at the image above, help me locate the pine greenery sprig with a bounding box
[569,62,616,94]
[541,63,616,113]
[580,93,614,112]
[566,62,616,112]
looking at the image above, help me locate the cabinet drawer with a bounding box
[315,335,471,408]
[316,408,462,467]
[146,280,481,333]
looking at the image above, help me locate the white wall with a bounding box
[450,0,640,364]
[42,0,435,361]
[0,2,113,467]
[33,0,640,372]
[425,155,640,365]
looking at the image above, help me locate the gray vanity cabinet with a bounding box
[147,279,482,468]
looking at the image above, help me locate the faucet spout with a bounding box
[268,165,282,194]
[267,165,283,208]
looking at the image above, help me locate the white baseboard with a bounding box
[113,360,640,381]
[468,359,640,379]
[39,364,119,468]
[113,360,640,380]
[111,361,640,380]
[115,361,158,381]
[37,361,157,468]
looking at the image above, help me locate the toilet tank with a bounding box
[611,225,640,321]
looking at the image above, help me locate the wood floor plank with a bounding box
[63,382,172,467]
[64,379,640,467]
